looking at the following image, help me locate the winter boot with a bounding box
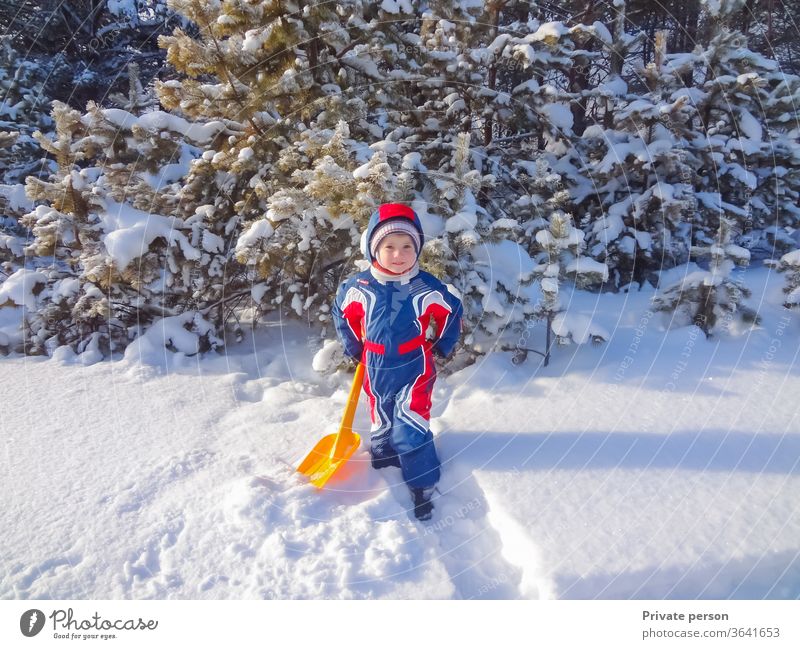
[370,447,401,470]
[411,487,435,521]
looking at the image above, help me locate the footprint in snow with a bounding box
[121,514,186,598]
[382,462,526,599]
[226,373,264,403]
[209,461,445,597]
[102,449,216,515]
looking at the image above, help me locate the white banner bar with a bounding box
[1,600,798,648]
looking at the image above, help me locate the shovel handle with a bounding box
[332,361,365,456]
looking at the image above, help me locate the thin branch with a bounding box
[199,288,252,316]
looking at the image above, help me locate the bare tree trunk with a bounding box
[681,0,699,87]
[767,0,774,42]
[544,312,552,366]
[568,0,596,136]
[603,1,626,129]
[483,1,503,146]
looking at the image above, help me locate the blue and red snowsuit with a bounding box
[332,205,463,489]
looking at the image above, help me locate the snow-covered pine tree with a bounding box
[692,26,783,255]
[460,10,613,358]
[78,102,232,341]
[23,102,100,265]
[652,216,758,336]
[779,247,800,311]
[370,4,582,357]
[0,36,53,186]
[0,179,29,276]
[419,131,511,358]
[536,210,579,358]
[156,0,382,333]
[645,4,792,337]
[575,29,699,289]
[11,101,109,355]
[741,64,800,258]
[515,160,608,363]
[0,35,59,283]
[680,0,799,260]
[235,119,390,332]
[1,1,179,110]
[398,0,485,138]
[7,98,226,358]
[546,218,610,342]
[726,0,800,77]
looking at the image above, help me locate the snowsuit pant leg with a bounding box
[362,354,399,460]
[392,418,441,490]
[363,347,441,489]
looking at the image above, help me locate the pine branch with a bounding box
[199,12,265,137]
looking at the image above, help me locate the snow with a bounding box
[567,257,610,281]
[487,33,511,56]
[352,160,373,179]
[531,22,570,43]
[737,109,763,141]
[1,268,799,598]
[413,200,444,239]
[341,54,383,80]
[597,76,628,97]
[536,229,554,247]
[726,244,751,264]
[551,311,610,343]
[472,240,537,286]
[123,312,220,363]
[724,162,757,189]
[0,183,32,212]
[380,0,413,13]
[541,103,573,131]
[701,0,723,16]
[695,192,749,218]
[0,269,47,310]
[236,219,275,253]
[1,268,798,599]
[781,249,800,267]
[251,283,268,303]
[0,234,23,259]
[242,26,276,53]
[634,229,652,250]
[100,200,200,271]
[445,210,477,233]
[202,230,225,254]
[92,109,226,145]
[590,21,613,45]
[54,277,80,300]
[595,136,677,175]
[540,277,559,294]
[143,142,196,190]
[311,339,341,373]
[107,0,136,16]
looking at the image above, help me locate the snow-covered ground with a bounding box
[2,265,799,599]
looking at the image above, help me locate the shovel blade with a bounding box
[296,430,361,488]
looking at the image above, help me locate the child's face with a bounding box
[376,232,417,273]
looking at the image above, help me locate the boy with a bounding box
[332,203,463,520]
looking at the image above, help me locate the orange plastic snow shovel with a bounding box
[296,362,364,488]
